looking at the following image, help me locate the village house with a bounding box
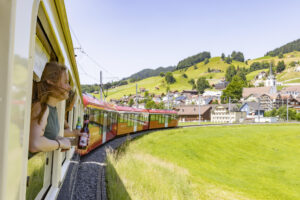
[239,102,264,119]
[203,90,222,97]
[181,90,198,95]
[177,105,212,122]
[281,86,300,98]
[211,104,246,123]
[214,80,229,90]
[139,87,146,92]
[255,71,267,80]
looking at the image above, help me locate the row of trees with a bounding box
[221,51,245,63]
[266,38,300,57]
[264,107,300,121]
[188,77,210,94]
[225,65,247,82]
[177,51,211,69]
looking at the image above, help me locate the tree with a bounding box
[182,73,188,78]
[277,106,297,120]
[165,72,176,84]
[236,70,247,83]
[278,53,284,58]
[225,65,237,82]
[221,75,245,103]
[128,99,134,107]
[276,61,286,73]
[204,58,209,64]
[188,79,196,89]
[231,51,244,62]
[296,113,300,121]
[145,100,156,109]
[207,67,211,72]
[144,91,149,97]
[196,77,210,94]
[221,53,225,60]
[159,72,165,77]
[176,51,211,69]
[289,61,296,67]
[224,56,232,64]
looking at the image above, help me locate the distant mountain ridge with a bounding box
[266,38,300,56]
[126,66,176,80]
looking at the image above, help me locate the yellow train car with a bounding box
[0,1,83,199]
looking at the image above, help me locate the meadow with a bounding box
[106,124,300,200]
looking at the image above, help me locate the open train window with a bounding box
[27,2,67,198]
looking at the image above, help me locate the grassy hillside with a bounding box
[106,124,300,200]
[93,51,300,101]
[101,57,246,100]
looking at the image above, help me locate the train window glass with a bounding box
[120,114,123,123]
[27,34,52,199]
[151,115,155,121]
[130,114,133,126]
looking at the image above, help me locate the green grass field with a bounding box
[106,124,300,200]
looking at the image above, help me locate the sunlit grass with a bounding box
[106,124,300,200]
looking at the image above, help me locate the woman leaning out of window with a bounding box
[29,62,74,154]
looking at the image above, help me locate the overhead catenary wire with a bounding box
[69,25,119,80]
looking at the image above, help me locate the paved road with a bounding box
[57,130,153,200]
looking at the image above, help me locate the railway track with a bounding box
[57,122,300,200]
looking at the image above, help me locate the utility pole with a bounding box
[286,98,289,122]
[229,97,231,112]
[100,71,103,101]
[167,91,169,109]
[258,97,261,123]
[228,97,231,123]
[198,94,201,125]
[136,83,138,108]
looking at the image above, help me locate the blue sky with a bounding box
[65,0,300,84]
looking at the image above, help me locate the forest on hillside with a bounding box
[266,38,300,57]
[126,66,176,81]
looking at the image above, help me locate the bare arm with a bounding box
[64,119,82,137]
[29,103,70,153]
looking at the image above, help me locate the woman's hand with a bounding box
[58,137,71,150]
[73,129,83,137]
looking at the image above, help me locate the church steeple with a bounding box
[269,63,274,78]
[265,63,277,94]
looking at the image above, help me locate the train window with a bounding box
[120,114,123,123]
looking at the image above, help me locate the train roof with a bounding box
[114,106,148,113]
[83,94,115,110]
[83,94,177,114]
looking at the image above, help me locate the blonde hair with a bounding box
[33,62,68,124]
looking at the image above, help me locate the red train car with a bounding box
[115,106,149,135]
[148,109,178,129]
[79,94,178,155]
[79,94,117,155]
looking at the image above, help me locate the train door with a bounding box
[134,113,138,132]
[102,112,107,143]
[165,115,169,128]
